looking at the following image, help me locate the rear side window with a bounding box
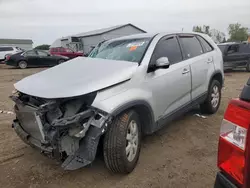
[197,36,213,52]
[0,47,13,51]
[151,36,183,64]
[239,44,250,53]
[227,45,239,53]
[179,35,203,59]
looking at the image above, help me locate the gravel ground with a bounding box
[0,64,248,188]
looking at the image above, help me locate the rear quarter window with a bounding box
[197,36,213,52]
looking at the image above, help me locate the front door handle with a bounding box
[182,68,190,74]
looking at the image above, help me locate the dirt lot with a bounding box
[0,64,248,188]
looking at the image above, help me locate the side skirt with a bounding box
[154,92,207,132]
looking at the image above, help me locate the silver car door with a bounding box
[144,35,192,121]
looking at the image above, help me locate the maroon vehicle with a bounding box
[49,47,83,59]
[214,77,250,188]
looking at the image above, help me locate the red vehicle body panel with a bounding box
[50,47,83,59]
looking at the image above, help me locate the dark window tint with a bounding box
[239,44,250,53]
[218,45,226,53]
[25,50,37,56]
[37,51,48,56]
[227,45,239,54]
[179,36,203,58]
[197,36,213,52]
[0,47,13,51]
[151,36,182,64]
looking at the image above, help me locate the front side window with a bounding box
[25,50,37,56]
[151,36,182,64]
[37,51,48,56]
[88,38,152,63]
[179,35,203,59]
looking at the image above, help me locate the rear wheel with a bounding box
[18,61,27,69]
[103,110,141,174]
[200,80,221,114]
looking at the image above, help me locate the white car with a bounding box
[11,32,223,173]
[0,46,23,61]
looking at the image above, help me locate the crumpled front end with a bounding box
[10,91,111,170]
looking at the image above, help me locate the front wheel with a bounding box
[103,110,141,174]
[200,80,222,114]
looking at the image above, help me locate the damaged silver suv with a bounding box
[11,32,224,174]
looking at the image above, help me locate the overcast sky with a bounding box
[0,0,249,46]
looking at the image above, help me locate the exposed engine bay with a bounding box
[10,91,112,170]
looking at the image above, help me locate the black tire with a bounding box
[246,60,250,72]
[200,80,222,114]
[18,61,27,69]
[103,110,142,174]
[58,59,65,64]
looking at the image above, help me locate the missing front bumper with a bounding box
[12,106,111,170]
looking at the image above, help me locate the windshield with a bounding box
[218,45,226,53]
[88,38,151,63]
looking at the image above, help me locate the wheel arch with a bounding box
[111,100,155,135]
[209,70,224,88]
[18,59,28,68]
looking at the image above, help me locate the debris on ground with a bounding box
[0,110,14,115]
[194,114,207,119]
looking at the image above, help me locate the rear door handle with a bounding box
[207,57,213,64]
[182,68,190,74]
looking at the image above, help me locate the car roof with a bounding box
[107,32,210,41]
[218,42,240,46]
[0,46,15,48]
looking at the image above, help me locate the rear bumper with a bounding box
[214,172,238,188]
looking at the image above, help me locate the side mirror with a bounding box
[155,57,170,69]
[148,57,170,72]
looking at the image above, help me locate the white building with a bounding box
[0,38,33,50]
[50,23,146,54]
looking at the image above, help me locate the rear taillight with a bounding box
[5,55,11,61]
[218,99,250,186]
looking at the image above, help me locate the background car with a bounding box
[5,49,69,69]
[214,77,250,188]
[49,47,83,59]
[218,42,250,71]
[0,46,23,61]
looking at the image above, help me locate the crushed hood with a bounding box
[14,57,138,98]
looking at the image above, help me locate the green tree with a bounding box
[35,44,50,50]
[228,23,248,42]
[192,25,211,36]
[210,29,226,43]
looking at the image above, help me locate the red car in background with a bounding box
[49,47,83,59]
[214,77,250,188]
